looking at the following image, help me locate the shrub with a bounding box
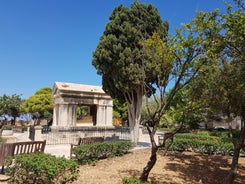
[0,137,4,143]
[168,133,235,155]
[122,177,162,184]
[122,177,150,184]
[73,141,133,164]
[6,152,79,184]
[3,125,12,130]
[111,141,133,156]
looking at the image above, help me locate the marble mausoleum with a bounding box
[52,82,113,127]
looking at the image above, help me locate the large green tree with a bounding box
[139,25,206,180]
[188,1,245,183]
[92,1,168,143]
[20,88,54,125]
[0,94,23,124]
[0,94,23,136]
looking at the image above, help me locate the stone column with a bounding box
[52,104,58,127]
[53,104,77,127]
[96,105,105,126]
[105,105,113,126]
[68,104,77,127]
[96,104,113,126]
[58,104,69,126]
[34,126,42,141]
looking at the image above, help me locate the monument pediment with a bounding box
[53,82,111,99]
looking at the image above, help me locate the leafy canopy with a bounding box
[0,94,23,121]
[20,87,54,120]
[92,1,168,102]
[188,0,245,118]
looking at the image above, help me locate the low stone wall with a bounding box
[1,130,16,143]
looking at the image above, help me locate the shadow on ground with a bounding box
[120,150,245,184]
[162,151,245,184]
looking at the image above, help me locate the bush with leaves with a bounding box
[73,141,133,164]
[122,177,150,184]
[168,132,234,155]
[6,152,79,184]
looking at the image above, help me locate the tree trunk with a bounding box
[126,87,143,144]
[128,107,141,144]
[140,130,158,182]
[224,115,245,184]
[224,144,241,184]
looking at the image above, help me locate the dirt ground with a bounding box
[73,148,245,184]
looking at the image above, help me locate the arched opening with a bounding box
[76,105,97,126]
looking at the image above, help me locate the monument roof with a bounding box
[53,82,106,96]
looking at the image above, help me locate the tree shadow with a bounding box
[161,151,245,184]
[120,150,245,184]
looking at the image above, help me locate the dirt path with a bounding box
[73,148,245,184]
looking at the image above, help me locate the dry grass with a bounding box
[73,148,245,184]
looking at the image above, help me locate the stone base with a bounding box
[1,135,16,143]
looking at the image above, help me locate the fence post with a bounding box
[29,126,35,141]
[34,126,43,141]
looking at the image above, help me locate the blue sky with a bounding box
[0,0,230,99]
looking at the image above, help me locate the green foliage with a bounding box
[0,94,23,123]
[122,177,150,184]
[139,22,207,130]
[20,87,54,121]
[76,105,88,119]
[187,1,245,123]
[92,2,168,101]
[122,177,163,184]
[169,132,234,155]
[210,130,241,144]
[113,98,128,121]
[73,141,133,164]
[3,124,12,130]
[6,152,79,184]
[163,87,204,131]
[110,141,133,156]
[92,1,169,144]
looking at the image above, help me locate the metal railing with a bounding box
[41,126,131,145]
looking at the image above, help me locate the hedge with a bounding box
[168,133,234,155]
[6,152,79,184]
[73,141,133,164]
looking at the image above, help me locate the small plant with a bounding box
[0,137,4,143]
[122,177,150,184]
[6,152,79,183]
[73,141,133,164]
[3,125,12,130]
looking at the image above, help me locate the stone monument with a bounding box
[52,82,113,127]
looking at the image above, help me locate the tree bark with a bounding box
[224,115,245,184]
[126,87,143,144]
[140,126,158,182]
[224,144,241,184]
[140,142,158,182]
